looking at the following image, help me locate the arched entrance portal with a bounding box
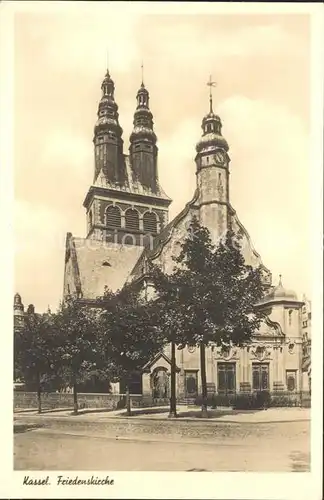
[151,367,170,399]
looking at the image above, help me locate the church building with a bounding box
[62,68,308,400]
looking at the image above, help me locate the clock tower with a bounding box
[195,78,230,244]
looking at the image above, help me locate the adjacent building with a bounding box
[301,295,312,393]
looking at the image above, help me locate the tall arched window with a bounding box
[106,205,121,228]
[88,210,93,228]
[125,208,140,231]
[143,211,158,233]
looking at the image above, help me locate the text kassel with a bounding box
[57,475,114,486]
[23,476,50,486]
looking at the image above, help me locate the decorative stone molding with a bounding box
[95,199,101,224]
[288,341,295,354]
[250,345,272,362]
[254,316,284,338]
[216,346,239,361]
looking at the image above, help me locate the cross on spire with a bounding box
[207,75,217,113]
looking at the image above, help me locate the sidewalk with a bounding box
[14,405,310,424]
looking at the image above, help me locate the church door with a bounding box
[217,363,236,394]
[252,363,269,391]
[152,368,169,399]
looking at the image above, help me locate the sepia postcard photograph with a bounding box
[0,1,323,499]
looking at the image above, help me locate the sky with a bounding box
[13,7,312,312]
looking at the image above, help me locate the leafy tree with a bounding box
[147,268,185,418]
[14,308,56,413]
[150,218,265,417]
[98,284,166,416]
[53,297,108,415]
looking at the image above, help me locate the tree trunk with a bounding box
[37,373,42,414]
[125,382,131,416]
[73,382,78,415]
[200,342,208,418]
[168,341,177,418]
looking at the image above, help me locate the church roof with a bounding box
[66,235,145,299]
[93,155,172,204]
[129,189,199,280]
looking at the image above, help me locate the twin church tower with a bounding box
[83,67,231,247]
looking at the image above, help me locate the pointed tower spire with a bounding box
[196,76,228,154]
[14,293,25,329]
[14,293,24,314]
[129,71,158,192]
[93,67,125,185]
[83,63,171,244]
[195,77,230,245]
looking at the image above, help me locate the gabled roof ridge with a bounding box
[142,351,181,372]
[148,188,199,259]
[229,203,270,274]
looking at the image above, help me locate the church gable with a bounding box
[63,233,145,301]
[229,209,272,289]
[145,191,200,275]
[230,209,271,276]
[254,315,284,339]
[142,352,180,373]
[73,239,145,300]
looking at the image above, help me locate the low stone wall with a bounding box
[14,392,124,411]
[15,391,310,411]
[14,392,171,411]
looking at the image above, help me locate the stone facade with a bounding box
[140,307,304,400]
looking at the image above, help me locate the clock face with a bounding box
[215,151,225,164]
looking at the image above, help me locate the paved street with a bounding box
[14,419,310,472]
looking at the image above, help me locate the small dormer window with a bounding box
[102,261,111,267]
